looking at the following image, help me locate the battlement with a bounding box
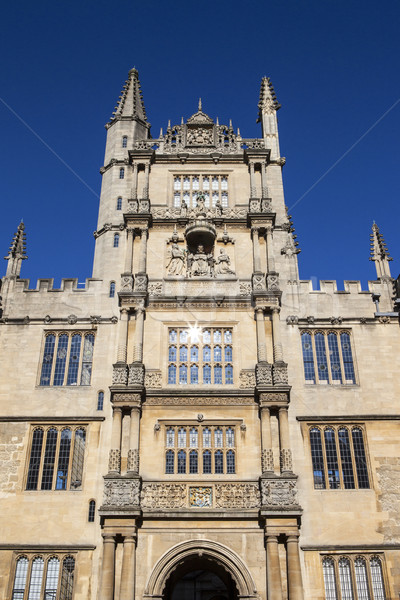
[12,277,104,293]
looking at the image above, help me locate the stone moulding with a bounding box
[145,396,255,406]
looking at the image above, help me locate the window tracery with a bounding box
[11,554,75,600]
[173,175,228,208]
[40,332,95,386]
[322,555,386,600]
[301,330,356,384]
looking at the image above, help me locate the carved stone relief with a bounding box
[256,363,273,385]
[127,449,140,473]
[262,449,274,473]
[260,479,299,509]
[189,487,212,507]
[239,369,256,389]
[128,363,145,386]
[214,483,260,509]
[103,478,140,507]
[112,364,128,385]
[141,483,186,509]
[108,449,121,473]
[144,370,162,388]
[272,363,288,385]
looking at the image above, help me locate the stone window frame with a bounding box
[172,173,229,208]
[167,326,233,386]
[161,420,239,476]
[24,424,87,492]
[9,552,76,600]
[38,331,95,387]
[306,423,371,491]
[300,329,357,385]
[321,553,388,600]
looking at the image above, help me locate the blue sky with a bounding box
[1,0,399,289]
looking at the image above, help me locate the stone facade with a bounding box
[0,68,399,600]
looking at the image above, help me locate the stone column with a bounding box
[287,535,304,600]
[119,534,137,600]
[132,163,138,199]
[266,534,283,600]
[143,163,150,199]
[249,161,256,197]
[260,406,274,473]
[99,535,116,600]
[132,307,145,362]
[261,162,268,198]
[109,407,122,473]
[252,227,262,273]
[278,407,292,473]
[127,407,140,474]
[124,228,135,273]
[138,228,148,273]
[265,225,276,272]
[255,308,268,363]
[116,309,129,363]
[271,308,284,362]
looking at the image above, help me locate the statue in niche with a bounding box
[195,192,207,218]
[188,244,213,277]
[215,248,235,275]
[180,199,187,217]
[167,244,186,276]
[215,198,223,216]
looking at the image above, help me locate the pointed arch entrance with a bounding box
[144,539,258,600]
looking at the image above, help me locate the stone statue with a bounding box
[167,244,186,276]
[215,199,223,216]
[180,199,187,217]
[188,244,213,277]
[215,248,235,275]
[195,192,207,218]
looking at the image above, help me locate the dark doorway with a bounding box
[165,556,238,600]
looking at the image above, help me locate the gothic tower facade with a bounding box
[0,69,399,600]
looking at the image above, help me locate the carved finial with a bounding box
[108,67,149,132]
[159,127,163,138]
[257,76,281,139]
[4,220,28,278]
[198,98,202,111]
[237,127,241,137]
[229,119,233,130]
[216,116,219,126]
[370,222,392,280]
[181,116,184,125]
[167,119,171,130]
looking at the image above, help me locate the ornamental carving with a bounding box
[144,370,162,388]
[280,449,293,472]
[267,273,280,291]
[148,282,163,296]
[134,274,148,293]
[128,363,145,386]
[214,484,260,509]
[127,449,139,473]
[252,273,267,292]
[141,483,186,509]
[260,479,299,509]
[112,364,128,385]
[189,486,212,507]
[256,363,273,385]
[67,314,77,324]
[145,396,254,406]
[330,316,343,325]
[121,274,134,292]
[259,392,288,404]
[272,363,288,385]
[151,206,247,220]
[103,479,140,507]
[108,449,121,473]
[249,199,273,213]
[239,282,252,296]
[262,449,274,473]
[286,315,299,325]
[239,369,256,389]
[187,127,214,145]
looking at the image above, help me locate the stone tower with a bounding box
[1,69,399,600]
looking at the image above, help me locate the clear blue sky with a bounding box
[1,0,399,289]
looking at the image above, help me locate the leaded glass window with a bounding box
[109,282,116,297]
[168,327,233,385]
[164,424,236,474]
[117,196,122,210]
[11,554,76,600]
[322,558,338,600]
[114,233,119,247]
[97,391,104,411]
[301,330,356,385]
[309,426,369,490]
[122,136,127,148]
[40,332,95,386]
[26,425,86,491]
[322,555,387,600]
[173,174,229,207]
[88,500,96,522]
[119,167,124,179]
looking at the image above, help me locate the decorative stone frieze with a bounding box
[252,273,267,292]
[260,478,299,509]
[103,478,140,507]
[267,273,280,291]
[248,198,273,213]
[145,396,254,406]
[108,449,121,473]
[120,274,134,292]
[127,199,151,213]
[214,483,260,509]
[239,369,256,389]
[128,363,145,386]
[256,362,273,385]
[148,282,163,296]
[239,282,252,296]
[112,363,128,385]
[151,206,247,220]
[134,274,148,293]
[259,392,288,405]
[144,370,162,388]
[141,483,186,509]
[272,362,288,385]
[286,315,299,325]
[262,449,274,473]
[127,449,139,473]
[280,449,293,472]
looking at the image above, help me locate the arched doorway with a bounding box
[165,554,238,600]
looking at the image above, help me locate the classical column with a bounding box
[271,308,284,362]
[287,535,304,600]
[138,228,148,273]
[132,163,138,199]
[119,534,137,600]
[132,307,145,362]
[265,225,276,272]
[260,406,274,473]
[278,406,292,473]
[142,163,150,199]
[116,309,129,363]
[261,162,268,198]
[252,227,262,273]
[266,534,283,600]
[109,407,122,473]
[249,161,256,197]
[99,535,116,600]
[127,407,140,474]
[124,228,135,273]
[255,308,268,362]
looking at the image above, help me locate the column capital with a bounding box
[278,405,288,415]
[102,534,116,542]
[265,534,279,543]
[286,534,300,542]
[120,308,129,316]
[272,306,281,315]
[123,534,137,544]
[126,227,135,236]
[113,406,123,415]
[251,226,260,236]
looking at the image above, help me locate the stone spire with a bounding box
[257,77,281,158]
[4,220,27,278]
[108,68,149,127]
[370,222,392,280]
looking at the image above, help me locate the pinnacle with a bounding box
[6,220,27,260]
[108,67,148,125]
[257,76,281,122]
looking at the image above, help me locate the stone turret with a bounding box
[4,220,27,278]
[370,222,392,281]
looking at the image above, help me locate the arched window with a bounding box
[322,558,337,600]
[97,391,104,411]
[338,558,353,599]
[88,500,96,522]
[12,556,29,599]
[66,334,82,385]
[12,555,76,600]
[352,428,369,488]
[189,450,198,474]
[168,364,176,384]
[178,428,186,448]
[226,450,235,474]
[40,334,56,385]
[28,557,45,598]
[215,450,223,474]
[324,428,340,489]
[54,334,69,386]
[117,196,122,210]
[338,427,355,488]
[310,428,325,489]
[328,332,342,382]
[60,556,75,600]
[122,136,127,148]
[190,364,198,384]
[40,332,95,387]
[370,557,385,600]
[315,333,329,381]
[26,428,44,490]
[189,428,198,448]
[203,428,211,447]
[354,557,368,599]
[226,428,234,447]
[179,364,187,384]
[214,365,222,384]
[166,428,175,447]
[203,450,211,474]
[119,168,125,179]
[41,428,58,489]
[109,282,116,298]
[214,428,223,448]
[113,234,119,248]
[165,450,174,474]
[56,429,72,489]
[177,450,186,474]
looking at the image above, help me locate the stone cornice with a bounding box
[0,416,105,422]
[301,544,400,551]
[297,415,400,421]
[0,545,96,551]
